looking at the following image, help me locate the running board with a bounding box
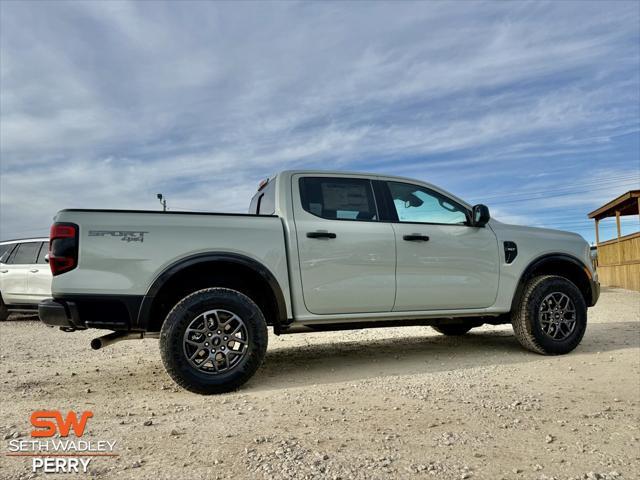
[278,315,509,334]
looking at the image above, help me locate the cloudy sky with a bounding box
[1,0,639,243]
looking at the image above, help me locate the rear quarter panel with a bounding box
[51,211,291,316]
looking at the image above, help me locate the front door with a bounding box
[293,175,396,315]
[384,181,500,311]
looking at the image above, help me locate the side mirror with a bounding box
[472,204,490,227]
[44,253,50,263]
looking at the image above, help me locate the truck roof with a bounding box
[278,169,416,181]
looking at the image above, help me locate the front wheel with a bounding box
[511,275,587,355]
[159,288,268,394]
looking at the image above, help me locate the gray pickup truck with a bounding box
[39,170,599,394]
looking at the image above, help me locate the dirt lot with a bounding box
[0,288,638,480]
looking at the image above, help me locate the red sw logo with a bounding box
[30,411,93,438]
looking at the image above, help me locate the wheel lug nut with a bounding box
[217,331,221,334]
[205,342,209,346]
[223,337,228,341]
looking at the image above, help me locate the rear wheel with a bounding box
[432,324,473,336]
[511,275,587,355]
[160,288,268,394]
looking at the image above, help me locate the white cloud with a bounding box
[0,0,638,241]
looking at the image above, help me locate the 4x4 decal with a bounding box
[88,230,147,243]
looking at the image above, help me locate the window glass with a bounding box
[37,242,48,264]
[9,242,41,265]
[249,193,262,214]
[258,181,275,215]
[0,244,16,263]
[300,177,377,221]
[388,182,468,225]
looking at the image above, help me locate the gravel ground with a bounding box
[0,288,638,480]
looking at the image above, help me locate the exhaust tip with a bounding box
[90,332,150,350]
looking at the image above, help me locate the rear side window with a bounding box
[37,242,48,264]
[299,177,378,221]
[8,242,41,265]
[0,244,16,263]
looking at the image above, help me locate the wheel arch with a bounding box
[510,253,594,312]
[138,253,288,334]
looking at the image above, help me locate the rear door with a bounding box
[26,242,52,302]
[293,174,396,315]
[383,180,500,311]
[0,242,41,304]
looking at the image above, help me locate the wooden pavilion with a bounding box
[588,190,640,291]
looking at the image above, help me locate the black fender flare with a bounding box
[137,252,288,333]
[510,253,595,311]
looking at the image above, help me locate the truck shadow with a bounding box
[250,321,639,392]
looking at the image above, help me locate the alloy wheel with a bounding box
[538,292,577,341]
[182,309,249,374]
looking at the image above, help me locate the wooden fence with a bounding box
[595,231,640,291]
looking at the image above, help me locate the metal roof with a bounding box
[588,190,640,220]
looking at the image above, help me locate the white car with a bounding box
[39,171,599,394]
[0,238,52,320]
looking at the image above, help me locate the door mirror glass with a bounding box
[472,204,490,227]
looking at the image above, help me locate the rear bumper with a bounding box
[38,298,83,329]
[39,294,143,330]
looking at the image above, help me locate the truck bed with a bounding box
[52,209,290,301]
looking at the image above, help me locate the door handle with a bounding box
[307,231,337,239]
[0,269,7,273]
[403,234,430,242]
[30,269,39,273]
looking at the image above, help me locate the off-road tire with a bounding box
[160,288,268,394]
[0,296,9,321]
[511,275,587,355]
[432,324,473,336]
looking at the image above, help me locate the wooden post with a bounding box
[616,210,622,264]
[594,218,600,269]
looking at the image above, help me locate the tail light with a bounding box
[49,223,79,276]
